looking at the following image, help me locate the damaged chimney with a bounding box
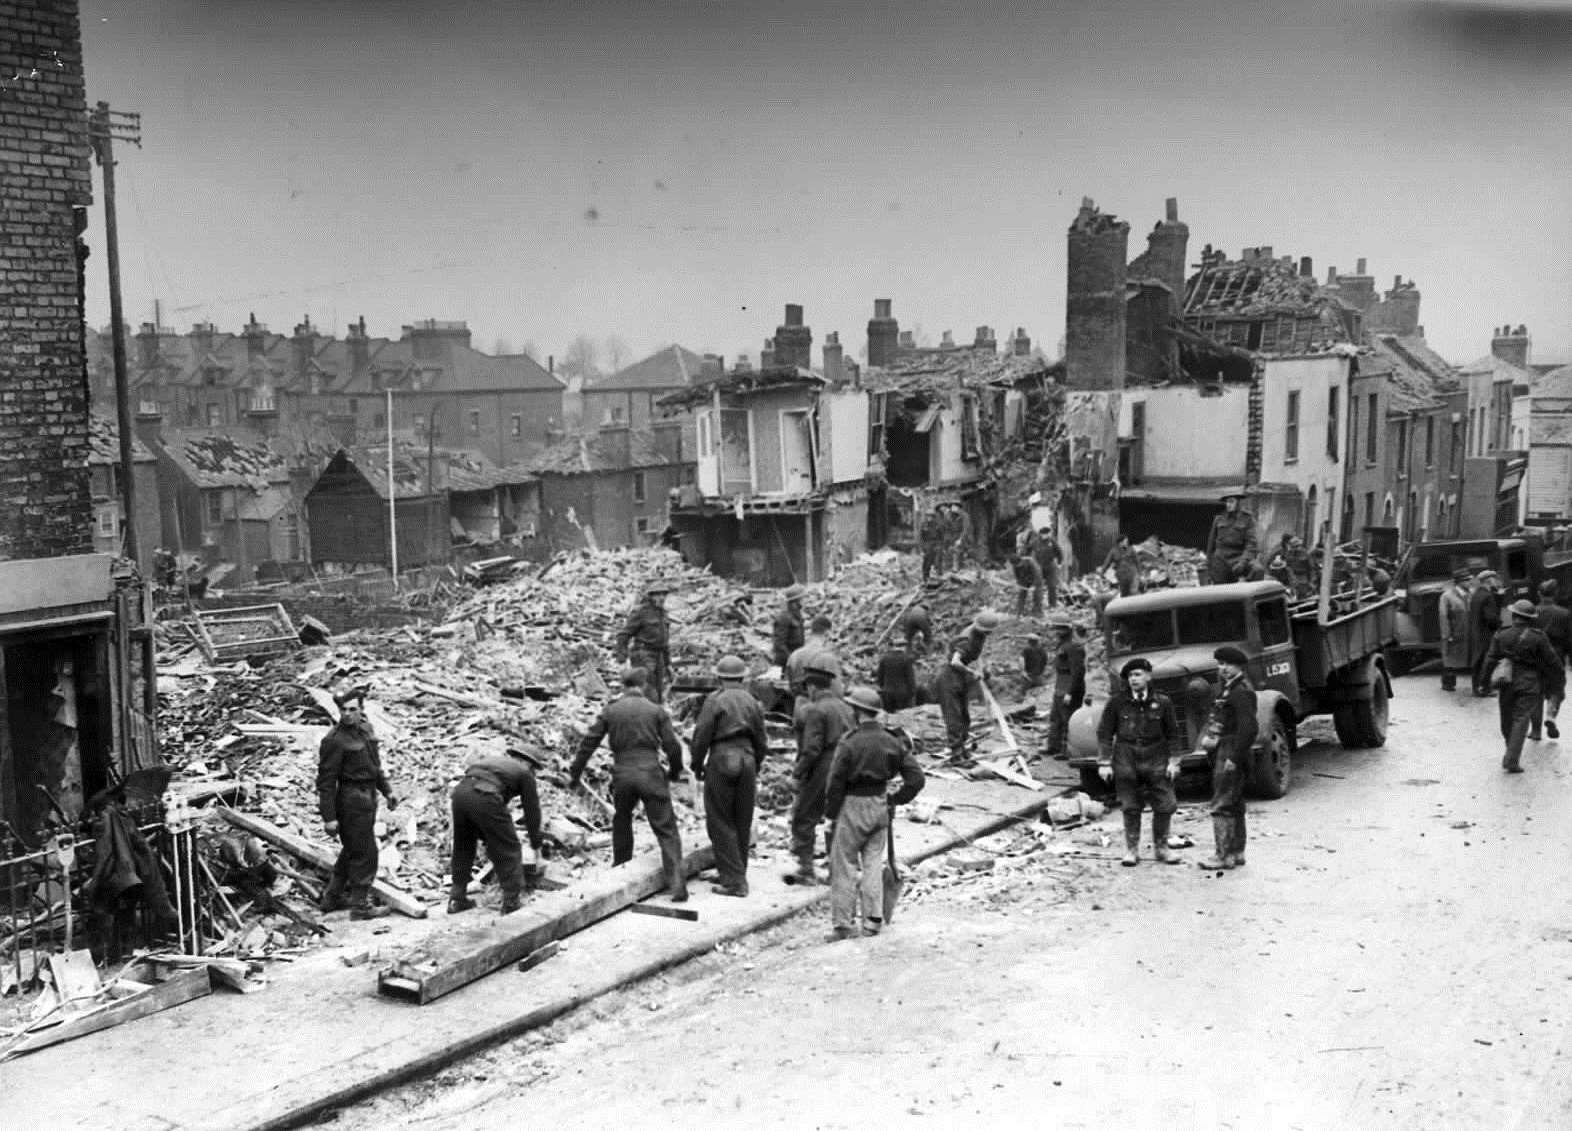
[243,312,269,362]
[347,316,371,380]
[700,353,725,381]
[1011,328,1032,357]
[973,326,997,353]
[1066,196,1129,391]
[772,303,812,369]
[1491,324,1531,370]
[1300,257,1313,278]
[760,339,776,370]
[292,315,319,385]
[1333,259,1377,313]
[898,330,915,350]
[1139,197,1189,314]
[1366,274,1422,336]
[822,331,845,386]
[867,298,899,367]
[940,330,955,349]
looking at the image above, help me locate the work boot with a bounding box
[318,884,348,913]
[447,895,476,914]
[1197,818,1235,870]
[863,917,882,937]
[785,852,819,886]
[1228,820,1247,868]
[349,896,390,920]
[826,925,858,943]
[1548,720,1560,740]
[1120,810,1141,867]
[523,864,542,893]
[1152,812,1181,865]
[712,881,748,898]
[499,890,523,915]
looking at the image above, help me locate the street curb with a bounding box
[249,793,1051,1131]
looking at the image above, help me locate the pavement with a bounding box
[0,773,1060,1131]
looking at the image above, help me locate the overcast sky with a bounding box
[75,0,1572,371]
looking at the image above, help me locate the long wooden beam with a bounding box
[377,844,714,1004]
[216,808,427,919]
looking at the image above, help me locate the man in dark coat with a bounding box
[772,584,807,668]
[1199,646,1257,870]
[448,746,544,915]
[787,664,856,885]
[1033,528,1062,608]
[1012,553,1045,615]
[935,611,1000,764]
[1044,613,1086,761]
[316,689,399,919]
[1485,600,1565,773]
[897,604,934,653]
[1206,491,1258,585]
[571,666,689,901]
[919,510,946,581]
[1535,579,1572,740]
[1101,534,1142,597]
[873,638,918,711]
[824,686,925,941]
[690,655,769,896]
[1438,568,1473,692]
[1097,657,1182,867]
[1021,634,1048,688]
[1468,571,1503,696]
[616,579,674,701]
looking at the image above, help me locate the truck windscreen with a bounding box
[1107,610,1174,652]
[1174,602,1247,646]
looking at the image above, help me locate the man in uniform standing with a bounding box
[690,655,769,896]
[617,579,673,701]
[570,666,689,902]
[1034,527,1062,607]
[1439,567,1473,692]
[919,508,947,582]
[824,686,926,941]
[873,637,918,712]
[786,615,841,701]
[935,610,1000,764]
[772,584,807,668]
[1044,612,1086,761]
[1097,658,1181,867]
[1012,552,1045,615]
[1199,646,1256,870]
[1206,490,1258,585]
[786,663,855,885]
[448,746,545,915]
[316,688,399,919]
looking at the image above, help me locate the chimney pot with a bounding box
[1394,275,1402,288]
[1356,257,1367,275]
[874,298,892,319]
[941,330,954,348]
[785,303,803,327]
[1165,197,1178,222]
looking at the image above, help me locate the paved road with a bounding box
[346,674,1572,1130]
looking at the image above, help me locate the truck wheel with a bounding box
[1246,717,1292,799]
[1332,705,1359,748]
[1350,670,1390,748]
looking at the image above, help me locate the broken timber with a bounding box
[977,678,1019,752]
[216,807,427,918]
[1,963,212,1060]
[377,844,714,1004]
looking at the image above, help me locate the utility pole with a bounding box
[88,101,143,564]
[386,388,399,588]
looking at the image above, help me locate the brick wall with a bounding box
[0,0,94,561]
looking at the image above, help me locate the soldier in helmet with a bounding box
[1206,490,1258,585]
[786,662,855,885]
[772,583,807,668]
[617,579,673,701]
[1044,612,1086,761]
[935,610,1000,764]
[689,655,769,897]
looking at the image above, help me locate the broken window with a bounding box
[868,393,888,461]
[1285,391,1300,462]
[206,402,223,427]
[510,414,522,438]
[1326,386,1339,461]
[960,394,980,461]
[205,491,223,527]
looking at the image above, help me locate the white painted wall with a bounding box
[1259,356,1351,526]
[1120,385,1249,480]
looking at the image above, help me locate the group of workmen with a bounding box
[1440,568,1572,773]
[918,501,978,580]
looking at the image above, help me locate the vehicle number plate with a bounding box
[1266,661,1291,677]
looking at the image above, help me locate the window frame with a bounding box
[632,470,647,503]
[1285,390,1300,463]
[1326,386,1340,461]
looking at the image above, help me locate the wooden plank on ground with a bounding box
[977,678,1019,752]
[3,965,212,1059]
[629,902,699,922]
[216,808,427,919]
[377,844,715,1004]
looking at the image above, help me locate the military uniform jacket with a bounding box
[946,629,987,685]
[772,607,805,667]
[316,723,391,821]
[795,691,856,781]
[1209,675,1259,761]
[1485,624,1564,697]
[1096,690,1178,763]
[1439,585,1471,669]
[572,691,684,780]
[617,600,669,654]
[825,721,925,819]
[874,650,917,701]
[1053,640,1086,700]
[459,755,543,846]
[1536,601,1572,663]
[690,687,768,774]
[1206,511,1257,562]
[786,639,843,695]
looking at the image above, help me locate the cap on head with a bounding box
[1541,578,1559,598]
[334,686,368,708]
[1024,633,1041,644]
[714,654,748,679]
[1120,657,1153,680]
[620,665,648,688]
[1213,645,1249,667]
[1452,567,1473,583]
[845,685,883,713]
[1510,598,1538,620]
[783,583,807,601]
[1221,488,1245,501]
[972,611,1002,633]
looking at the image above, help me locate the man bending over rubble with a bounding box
[317,688,400,920]
[448,746,546,915]
[935,610,1000,765]
[570,666,690,902]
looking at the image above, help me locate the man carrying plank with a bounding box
[570,666,690,903]
[825,686,925,941]
[448,746,546,915]
[317,687,400,920]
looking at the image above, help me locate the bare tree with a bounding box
[558,334,602,381]
[602,334,630,374]
[492,337,514,356]
[519,340,541,362]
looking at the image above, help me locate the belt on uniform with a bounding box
[462,779,502,796]
[846,782,889,797]
[340,781,378,792]
[1116,739,1167,751]
[714,731,752,743]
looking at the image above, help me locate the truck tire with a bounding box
[1246,716,1293,800]
[1332,705,1359,748]
[1350,668,1390,748]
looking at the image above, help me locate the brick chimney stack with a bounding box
[973,326,997,354]
[291,315,319,384]
[1143,196,1189,313]
[760,338,776,370]
[243,312,269,362]
[822,331,844,385]
[1491,324,1530,370]
[1066,197,1129,390]
[772,303,812,369]
[866,299,899,367]
[347,315,371,380]
[406,319,471,364]
[1010,328,1032,357]
[1330,259,1377,313]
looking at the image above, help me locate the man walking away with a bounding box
[1438,568,1473,692]
[1044,612,1086,761]
[825,686,925,941]
[1535,579,1572,739]
[787,615,841,701]
[1469,571,1503,696]
[772,584,807,668]
[1097,658,1182,866]
[1484,600,1564,773]
[570,666,689,902]
[316,688,399,920]
[617,579,673,701]
[690,655,769,896]
[1198,646,1256,870]
[448,746,545,915]
[874,637,917,712]
[935,611,1001,765]
[787,664,856,885]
